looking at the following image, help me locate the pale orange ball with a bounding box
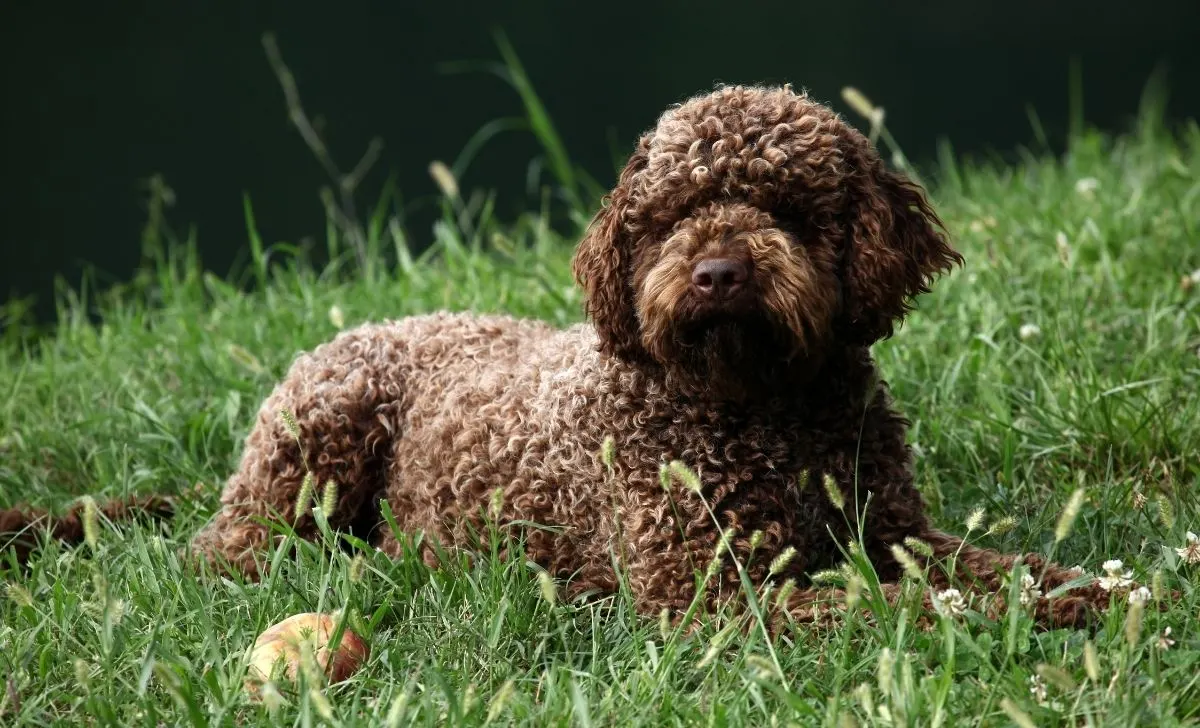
[244,612,369,693]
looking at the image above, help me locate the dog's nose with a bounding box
[691,258,749,299]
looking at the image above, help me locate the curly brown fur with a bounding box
[7,86,1120,630]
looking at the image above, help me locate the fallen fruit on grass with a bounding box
[244,612,369,693]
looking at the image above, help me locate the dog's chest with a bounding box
[620,396,837,496]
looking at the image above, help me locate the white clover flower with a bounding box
[1176,531,1200,565]
[1157,627,1175,651]
[1018,323,1042,341]
[933,588,966,617]
[1127,586,1152,606]
[1029,674,1048,704]
[1019,573,1042,606]
[1097,559,1133,591]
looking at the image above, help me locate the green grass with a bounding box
[3,69,1200,726]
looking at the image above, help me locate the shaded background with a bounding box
[3,0,1199,323]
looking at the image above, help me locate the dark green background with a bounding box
[3,0,1198,321]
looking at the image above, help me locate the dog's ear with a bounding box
[840,152,963,344]
[572,139,651,359]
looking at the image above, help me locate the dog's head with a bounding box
[572,85,962,399]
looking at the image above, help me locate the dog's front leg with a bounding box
[189,325,408,580]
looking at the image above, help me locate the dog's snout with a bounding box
[691,258,749,300]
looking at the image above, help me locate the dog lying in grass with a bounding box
[3,85,1116,629]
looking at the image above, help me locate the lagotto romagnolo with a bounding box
[4,85,1118,629]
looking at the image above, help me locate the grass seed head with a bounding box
[386,691,410,727]
[537,570,556,606]
[1055,231,1072,265]
[1156,494,1176,529]
[309,687,334,721]
[460,683,477,715]
[327,304,345,329]
[841,87,876,117]
[845,574,864,610]
[297,639,321,684]
[774,578,797,611]
[840,86,885,129]
[854,682,875,718]
[1000,697,1037,728]
[279,409,301,443]
[744,654,777,681]
[81,495,100,552]
[5,582,33,609]
[486,679,516,723]
[74,658,91,690]
[715,527,733,556]
[228,343,265,374]
[809,569,843,586]
[428,160,459,200]
[890,544,924,581]
[1036,663,1076,692]
[876,647,894,693]
[1054,488,1085,543]
[696,626,733,669]
[349,553,366,584]
[1124,600,1145,647]
[987,516,1017,536]
[704,554,723,582]
[822,473,845,511]
[667,460,703,494]
[259,681,287,713]
[1083,640,1101,681]
[489,487,504,521]
[320,480,339,516]
[768,546,797,576]
[600,435,615,471]
[1074,176,1100,197]
[903,536,933,557]
[295,472,315,518]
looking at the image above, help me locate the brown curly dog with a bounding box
[4,85,1113,629]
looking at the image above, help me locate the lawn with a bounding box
[2,74,1200,726]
